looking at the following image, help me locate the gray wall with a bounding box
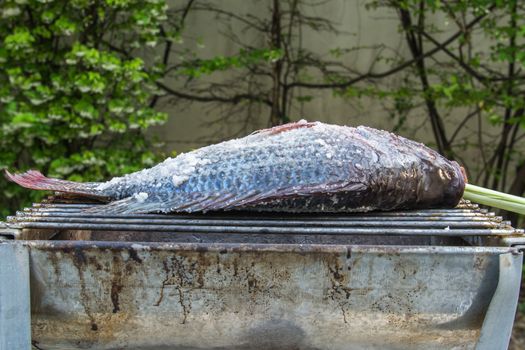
[148,0,509,183]
[150,1,409,150]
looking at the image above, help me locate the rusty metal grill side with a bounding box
[19,240,520,350]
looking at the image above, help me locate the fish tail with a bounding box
[5,170,108,199]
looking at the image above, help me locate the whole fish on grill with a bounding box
[6,120,467,214]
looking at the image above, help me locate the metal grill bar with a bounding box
[29,203,489,212]
[13,210,501,222]
[22,207,496,215]
[8,216,510,229]
[19,204,496,217]
[3,221,518,236]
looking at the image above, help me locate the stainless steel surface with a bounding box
[21,241,521,350]
[0,243,30,350]
[1,199,524,350]
[477,252,523,350]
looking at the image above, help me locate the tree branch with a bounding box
[157,81,272,106]
[186,4,267,32]
[486,0,518,190]
[419,31,492,84]
[286,7,493,90]
[398,5,452,157]
[449,108,480,144]
[150,0,195,108]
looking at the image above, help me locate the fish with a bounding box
[6,120,467,214]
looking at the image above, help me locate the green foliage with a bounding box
[178,49,284,78]
[0,0,169,216]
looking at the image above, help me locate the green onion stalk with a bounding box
[463,184,525,215]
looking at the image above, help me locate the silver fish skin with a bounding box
[7,121,466,214]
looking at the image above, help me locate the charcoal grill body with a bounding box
[1,202,524,350]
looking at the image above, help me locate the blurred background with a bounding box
[1,0,524,346]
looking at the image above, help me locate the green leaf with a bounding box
[488,114,502,125]
[73,99,98,119]
[4,28,35,51]
[11,112,37,127]
[53,16,77,35]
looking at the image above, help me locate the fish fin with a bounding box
[160,191,258,213]
[222,182,367,210]
[84,192,237,214]
[162,195,216,212]
[253,120,318,136]
[181,194,226,212]
[83,183,366,214]
[84,195,160,215]
[179,182,366,212]
[5,170,108,200]
[170,182,365,212]
[166,192,256,212]
[186,192,255,212]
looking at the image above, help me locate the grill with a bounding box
[1,199,525,350]
[3,200,522,241]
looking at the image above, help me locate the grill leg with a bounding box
[0,242,31,349]
[476,251,523,350]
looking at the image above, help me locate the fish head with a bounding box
[417,160,466,207]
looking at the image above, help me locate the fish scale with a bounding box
[6,121,466,214]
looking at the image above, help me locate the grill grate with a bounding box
[2,200,523,239]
